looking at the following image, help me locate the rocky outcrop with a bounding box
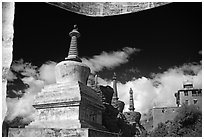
[99,85,138,136]
[124,111,147,136]
[99,86,114,105]
[124,111,141,124]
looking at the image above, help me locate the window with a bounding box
[197,90,202,96]
[184,91,188,96]
[193,99,198,104]
[185,100,188,105]
[192,91,197,96]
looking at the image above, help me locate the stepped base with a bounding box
[8,128,118,137]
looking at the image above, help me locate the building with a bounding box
[152,81,202,129]
[175,81,202,110]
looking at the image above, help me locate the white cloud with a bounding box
[6,76,44,121]
[6,69,17,81]
[6,60,56,122]
[82,47,140,73]
[39,61,57,84]
[11,59,38,77]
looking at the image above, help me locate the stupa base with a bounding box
[8,127,118,137]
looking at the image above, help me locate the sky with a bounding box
[5,2,202,122]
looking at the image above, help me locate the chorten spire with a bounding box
[129,88,135,111]
[112,72,119,102]
[94,74,98,89]
[65,25,82,62]
[55,25,90,84]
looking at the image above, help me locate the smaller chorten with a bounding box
[129,88,135,111]
[112,72,119,106]
[124,88,144,136]
[94,74,98,89]
[124,88,141,125]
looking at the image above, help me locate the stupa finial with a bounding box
[65,24,81,62]
[74,24,78,30]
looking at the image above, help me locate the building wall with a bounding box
[152,107,178,129]
[141,116,153,132]
[141,109,153,132]
[179,89,202,111]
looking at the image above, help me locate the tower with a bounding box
[27,25,105,131]
[112,72,119,106]
[129,88,135,111]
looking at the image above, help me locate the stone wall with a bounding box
[2,2,15,121]
[48,2,170,17]
[152,107,178,129]
[9,128,118,137]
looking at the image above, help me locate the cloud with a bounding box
[82,47,140,73]
[6,76,44,122]
[87,74,110,88]
[112,62,202,114]
[39,61,57,84]
[11,59,38,77]
[6,69,17,81]
[6,60,57,122]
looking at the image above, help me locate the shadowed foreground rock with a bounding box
[99,85,142,137]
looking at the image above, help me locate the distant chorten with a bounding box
[129,88,135,111]
[111,72,119,107]
[124,88,141,125]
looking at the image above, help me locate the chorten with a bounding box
[129,88,135,111]
[30,25,104,129]
[123,88,146,136]
[124,88,141,124]
[111,72,119,107]
[8,26,118,137]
